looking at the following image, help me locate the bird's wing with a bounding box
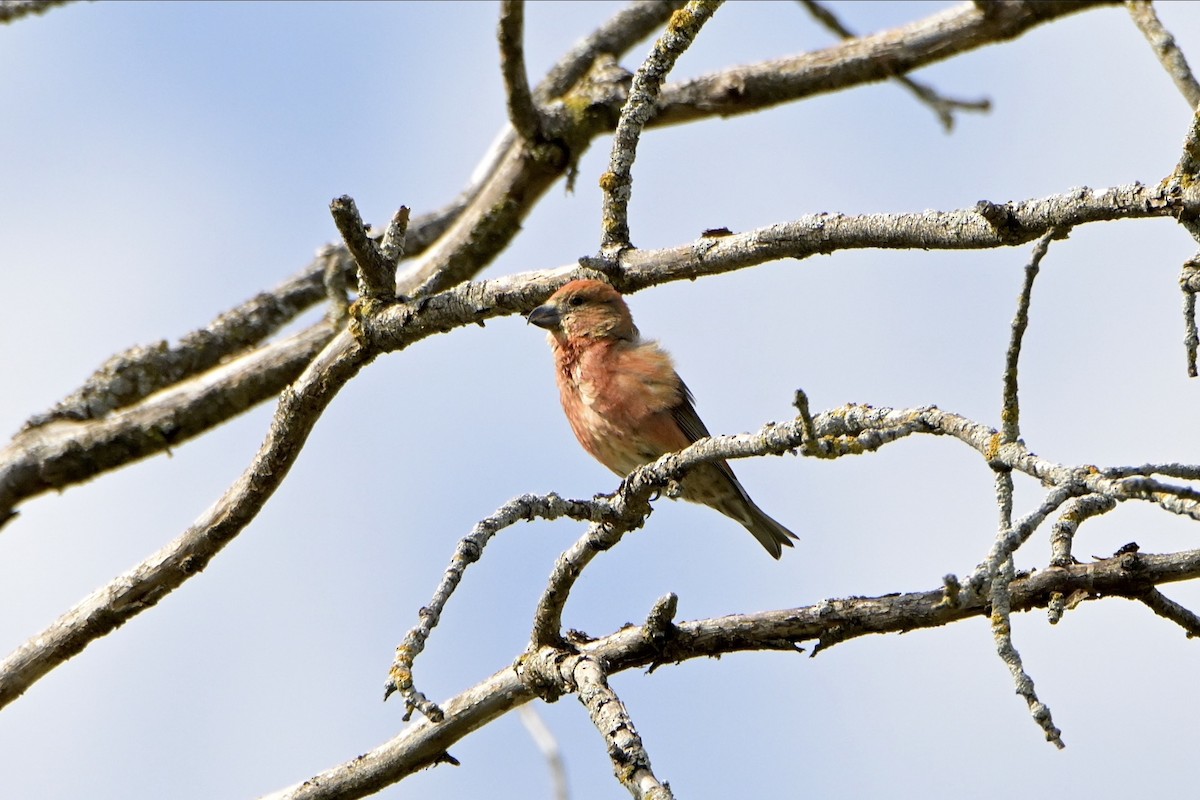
[669,378,755,496]
[669,378,711,444]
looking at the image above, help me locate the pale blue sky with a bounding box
[3,2,1200,798]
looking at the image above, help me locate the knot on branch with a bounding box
[1180,255,1200,293]
[516,645,585,703]
[975,199,1024,243]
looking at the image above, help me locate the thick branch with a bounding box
[650,0,1114,126]
[0,201,464,528]
[1,1,1134,528]
[4,181,1193,527]
[263,546,1200,800]
[798,0,990,131]
[0,330,374,710]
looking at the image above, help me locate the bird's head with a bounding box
[526,279,638,342]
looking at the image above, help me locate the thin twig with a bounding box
[990,554,1065,748]
[499,0,541,142]
[1136,586,1200,637]
[379,206,412,268]
[518,706,571,800]
[386,493,609,721]
[1181,254,1200,376]
[530,523,631,649]
[989,230,1066,747]
[600,0,723,253]
[798,0,990,131]
[321,244,351,322]
[1126,1,1200,110]
[1001,229,1058,442]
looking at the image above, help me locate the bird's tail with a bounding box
[680,462,798,559]
[707,485,797,559]
[732,499,798,560]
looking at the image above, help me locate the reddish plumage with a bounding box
[527,279,797,558]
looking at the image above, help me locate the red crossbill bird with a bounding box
[527,279,797,558]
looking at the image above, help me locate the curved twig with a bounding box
[499,0,541,142]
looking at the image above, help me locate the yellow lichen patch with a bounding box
[985,432,1003,462]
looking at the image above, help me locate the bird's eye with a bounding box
[567,296,585,307]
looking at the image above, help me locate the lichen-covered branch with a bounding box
[599,0,722,251]
[0,201,465,528]
[329,196,405,301]
[1126,0,1200,110]
[0,1,1137,529]
[386,492,606,722]
[499,0,540,143]
[262,545,1200,800]
[0,329,375,710]
[386,391,1200,727]
[521,648,673,799]
[3,180,1194,529]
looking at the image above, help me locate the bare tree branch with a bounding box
[0,329,374,710]
[1137,586,1200,637]
[650,0,1115,127]
[0,0,75,24]
[402,1,678,296]
[0,321,337,529]
[1126,0,1200,109]
[1001,229,1058,442]
[383,388,1200,728]
[329,196,405,302]
[991,551,1065,747]
[991,237,1066,753]
[600,0,722,252]
[1181,253,1200,376]
[0,200,465,529]
[798,0,990,131]
[0,0,1133,530]
[1049,493,1117,568]
[386,493,605,722]
[262,546,1200,800]
[518,706,571,800]
[499,0,541,143]
[521,648,673,799]
[3,180,1194,529]
[535,1,686,103]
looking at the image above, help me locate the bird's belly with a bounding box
[563,393,656,477]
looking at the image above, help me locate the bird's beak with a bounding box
[526,302,561,330]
